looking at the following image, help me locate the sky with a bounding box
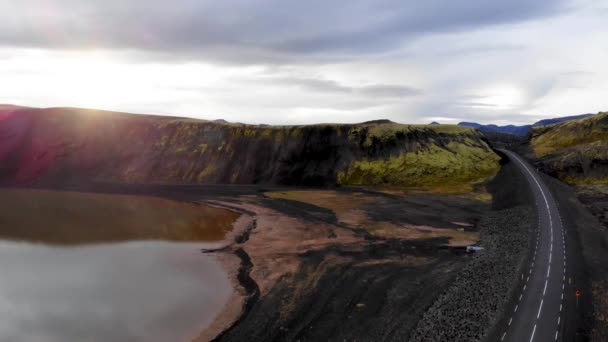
[0,0,607,125]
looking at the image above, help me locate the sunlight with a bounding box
[480,84,526,110]
[0,50,130,108]
[52,53,119,105]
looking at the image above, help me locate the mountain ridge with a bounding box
[0,106,500,188]
[458,113,594,136]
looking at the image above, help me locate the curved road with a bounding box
[498,150,572,342]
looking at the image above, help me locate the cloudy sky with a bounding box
[0,0,607,125]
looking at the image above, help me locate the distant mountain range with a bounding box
[456,113,594,136]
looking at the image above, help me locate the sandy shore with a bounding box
[191,187,489,341]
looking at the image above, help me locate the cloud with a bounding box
[454,102,499,108]
[0,0,568,64]
[261,76,421,98]
[1,0,607,127]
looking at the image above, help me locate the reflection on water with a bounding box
[0,189,240,341]
[0,241,232,342]
[0,188,240,244]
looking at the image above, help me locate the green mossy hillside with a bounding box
[531,112,608,158]
[529,112,608,185]
[338,142,500,187]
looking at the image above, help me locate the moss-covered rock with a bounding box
[338,142,499,187]
[530,112,608,158]
[529,112,608,185]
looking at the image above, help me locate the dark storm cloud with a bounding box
[0,0,568,63]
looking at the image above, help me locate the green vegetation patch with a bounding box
[338,142,500,188]
[531,112,608,158]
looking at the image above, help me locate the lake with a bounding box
[0,189,239,341]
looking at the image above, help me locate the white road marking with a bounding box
[558,316,561,325]
[502,332,506,341]
[530,324,537,342]
[505,152,568,342]
[515,304,519,313]
[509,317,513,326]
[507,153,552,230]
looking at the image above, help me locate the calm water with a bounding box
[0,241,233,342]
[0,189,238,341]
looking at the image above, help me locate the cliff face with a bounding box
[530,112,608,184]
[0,106,500,187]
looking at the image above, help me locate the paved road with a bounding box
[499,150,572,342]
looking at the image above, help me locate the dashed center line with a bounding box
[529,324,537,342]
[499,151,568,342]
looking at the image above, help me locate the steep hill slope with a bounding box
[0,106,500,188]
[530,112,608,184]
[533,113,594,127]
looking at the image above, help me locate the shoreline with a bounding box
[194,211,257,342]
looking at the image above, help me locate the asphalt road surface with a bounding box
[499,150,574,342]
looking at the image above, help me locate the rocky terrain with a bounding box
[198,186,492,342]
[530,112,608,184]
[410,153,534,342]
[0,106,500,188]
[411,207,532,341]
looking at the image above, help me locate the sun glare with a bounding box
[480,85,526,110]
[55,55,118,103]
